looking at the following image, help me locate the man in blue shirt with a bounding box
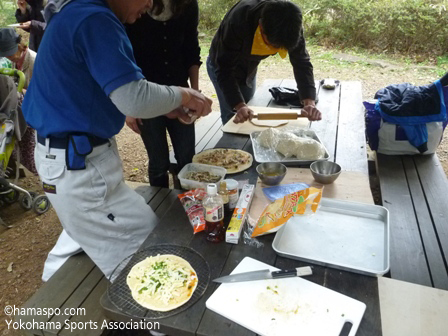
[23,0,212,280]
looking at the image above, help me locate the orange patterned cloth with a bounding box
[251,25,288,59]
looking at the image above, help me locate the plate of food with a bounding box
[177,163,227,190]
[108,244,210,319]
[250,127,329,165]
[192,148,253,174]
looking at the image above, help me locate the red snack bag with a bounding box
[178,189,207,233]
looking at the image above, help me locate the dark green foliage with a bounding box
[198,0,448,57]
[0,0,17,26]
[198,0,237,33]
[291,0,448,56]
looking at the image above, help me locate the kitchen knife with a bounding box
[213,266,313,283]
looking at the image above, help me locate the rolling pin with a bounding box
[254,111,308,120]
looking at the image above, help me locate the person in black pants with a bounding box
[126,0,201,188]
[208,0,322,125]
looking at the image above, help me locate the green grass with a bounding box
[0,1,16,26]
[199,37,447,79]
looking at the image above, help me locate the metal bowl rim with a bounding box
[310,161,342,176]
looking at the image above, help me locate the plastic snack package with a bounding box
[243,215,264,248]
[252,187,323,237]
[178,188,207,233]
[262,182,310,202]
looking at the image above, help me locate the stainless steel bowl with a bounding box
[310,161,341,184]
[256,163,287,186]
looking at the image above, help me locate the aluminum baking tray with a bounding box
[272,198,390,276]
[250,128,330,165]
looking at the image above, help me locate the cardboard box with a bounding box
[226,184,255,244]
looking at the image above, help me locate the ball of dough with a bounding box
[258,128,280,148]
[295,138,326,159]
[275,132,302,158]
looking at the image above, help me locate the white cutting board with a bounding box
[206,257,366,336]
[221,107,310,135]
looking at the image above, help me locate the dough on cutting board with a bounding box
[250,119,289,127]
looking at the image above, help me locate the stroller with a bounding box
[0,68,51,227]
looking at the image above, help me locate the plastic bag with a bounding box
[262,182,310,202]
[243,215,264,248]
[178,189,207,233]
[269,87,303,107]
[251,187,323,237]
[257,127,326,160]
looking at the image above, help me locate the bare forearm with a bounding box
[188,65,200,91]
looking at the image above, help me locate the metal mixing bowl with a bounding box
[310,161,342,184]
[256,163,287,186]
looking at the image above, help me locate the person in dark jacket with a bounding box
[126,0,201,187]
[15,0,46,52]
[208,0,321,124]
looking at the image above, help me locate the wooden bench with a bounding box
[15,185,180,336]
[377,153,448,290]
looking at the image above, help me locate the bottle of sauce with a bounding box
[219,181,230,218]
[203,183,225,243]
[224,179,239,211]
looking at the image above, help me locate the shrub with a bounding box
[292,0,448,56]
[197,0,448,56]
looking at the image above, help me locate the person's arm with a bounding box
[288,34,316,102]
[213,7,249,111]
[288,34,321,121]
[188,65,200,91]
[110,80,212,121]
[182,0,201,91]
[110,80,182,118]
[30,20,46,35]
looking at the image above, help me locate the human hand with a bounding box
[165,107,196,124]
[19,21,31,30]
[125,116,143,134]
[179,88,212,118]
[233,103,254,123]
[302,104,322,121]
[17,0,26,13]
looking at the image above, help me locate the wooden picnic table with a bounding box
[101,79,382,336]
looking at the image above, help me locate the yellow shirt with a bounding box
[251,25,287,59]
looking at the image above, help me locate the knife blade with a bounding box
[213,266,313,283]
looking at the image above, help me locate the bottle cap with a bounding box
[224,179,238,190]
[207,183,217,195]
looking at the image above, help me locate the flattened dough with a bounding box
[127,255,198,312]
[250,119,289,127]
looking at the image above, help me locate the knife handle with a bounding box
[272,267,313,278]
